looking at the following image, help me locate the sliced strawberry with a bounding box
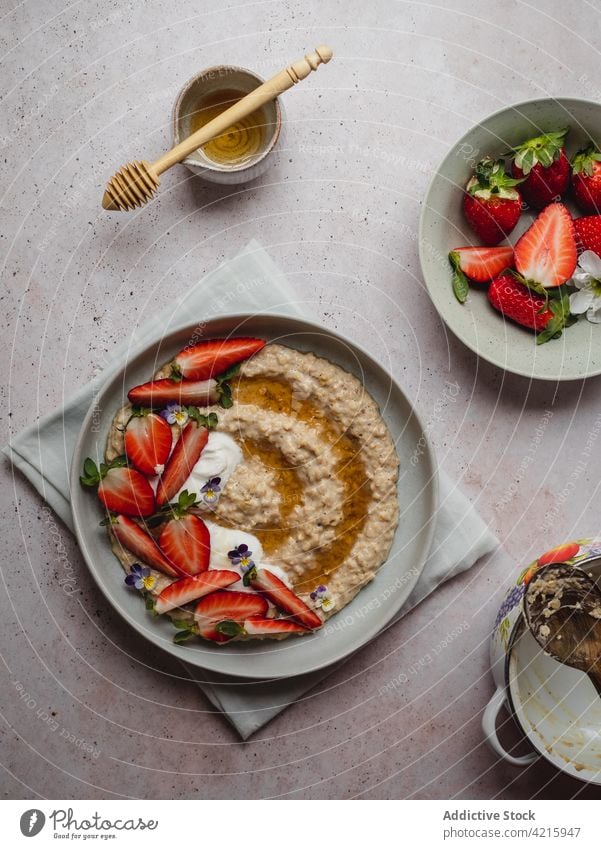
[195,590,268,642]
[249,568,322,630]
[99,467,155,517]
[173,337,266,381]
[448,246,514,303]
[128,378,218,407]
[243,617,308,636]
[155,570,239,615]
[124,411,172,476]
[514,202,577,288]
[111,514,180,577]
[159,513,210,575]
[81,456,155,517]
[155,422,209,507]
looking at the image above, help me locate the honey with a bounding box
[234,375,372,590]
[189,88,268,166]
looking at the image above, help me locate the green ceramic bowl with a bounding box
[419,97,601,381]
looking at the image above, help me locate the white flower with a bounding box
[569,251,601,324]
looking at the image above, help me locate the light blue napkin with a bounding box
[3,240,498,739]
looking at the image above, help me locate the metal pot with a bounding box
[483,539,601,783]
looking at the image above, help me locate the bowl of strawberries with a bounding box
[420,97,601,380]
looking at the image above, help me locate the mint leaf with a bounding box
[448,251,469,304]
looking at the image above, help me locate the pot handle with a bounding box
[482,686,538,767]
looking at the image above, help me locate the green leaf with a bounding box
[99,515,118,526]
[109,455,128,469]
[242,565,257,587]
[169,364,183,382]
[448,251,469,304]
[215,620,243,637]
[536,292,576,345]
[187,406,219,428]
[171,618,192,630]
[219,383,233,409]
[216,363,241,384]
[145,595,156,612]
[80,457,101,487]
[173,629,194,644]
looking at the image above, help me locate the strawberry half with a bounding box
[124,410,172,476]
[155,570,239,615]
[155,421,210,507]
[195,590,269,642]
[111,514,180,577]
[514,202,577,288]
[510,129,570,209]
[128,378,219,407]
[574,215,601,255]
[448,246,514,303]
[159,509,211,575]
[173,337,266,381]
[462,157,524,246]
[248,568,322,630]
[571,144,601,214]
[243,617,308,636]
[488,272,573,345]
[80,457,155,517]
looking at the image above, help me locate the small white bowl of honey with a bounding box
[173,65,284,185]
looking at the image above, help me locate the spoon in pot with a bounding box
[524,563,601,696]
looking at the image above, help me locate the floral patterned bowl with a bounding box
[483,539,601,783]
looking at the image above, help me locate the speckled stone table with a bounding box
[2,0,601,800]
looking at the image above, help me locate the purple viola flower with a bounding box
[227,543,255,572]
[201,476,222,506]
[161,403,189,426]
[125,563,156,591]
[310,584,328,601]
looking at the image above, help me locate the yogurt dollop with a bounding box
[204,519,292,591]
[177,430,291,590]
[175,431,242,501]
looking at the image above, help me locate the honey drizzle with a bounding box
[234,376,372,590]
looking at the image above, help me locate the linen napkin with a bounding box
[4,240,498,739]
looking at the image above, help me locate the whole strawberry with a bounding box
[462,157,524,246]
[574,215,601,255]
[488,271,574,344]
[510,128,570,209]
[571,144,601,214]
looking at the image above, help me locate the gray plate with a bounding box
[420,97,601,381]
[70,314,438,679]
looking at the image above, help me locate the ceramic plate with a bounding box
[420,97,601,381]
[70,313,438,679]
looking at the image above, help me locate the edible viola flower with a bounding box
[569,250,601,324]
[201,476,222,505]
[161,403,189,426]
[125,563,156,591]
[310,584,335,612]
[227,543,255,572]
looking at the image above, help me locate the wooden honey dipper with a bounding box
[102,45,333,211]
